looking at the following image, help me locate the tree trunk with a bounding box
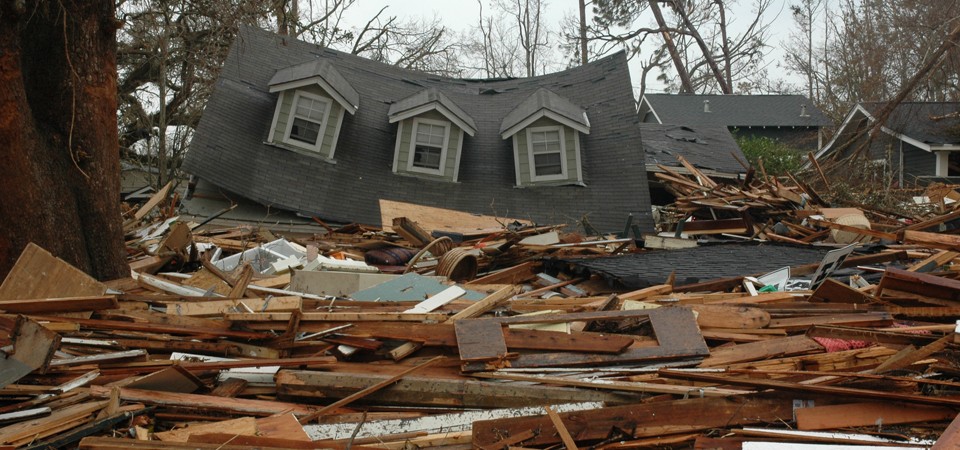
[0,1,128,281]
[578,0,588,65]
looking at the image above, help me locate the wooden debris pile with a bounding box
[5,189,960,449]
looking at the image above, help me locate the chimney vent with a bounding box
[703,99,711,113]
[800,104,810,117]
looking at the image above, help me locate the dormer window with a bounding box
[267,60,359,160]
[390,88,476,182]
[409,118,450,174]
[286,92,331,148]
[528,126,566,180]
[501,88,590,187]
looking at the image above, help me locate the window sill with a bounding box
[264,141,336,165]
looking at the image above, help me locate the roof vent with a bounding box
[800,104,810,117]
[703,99,711,113]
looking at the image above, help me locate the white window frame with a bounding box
[283,90,332,153]
[526,125,568,182]
[406,117,450,176]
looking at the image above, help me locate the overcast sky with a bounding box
[338,0,802,95]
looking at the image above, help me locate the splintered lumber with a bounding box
[685,304,770,329]
[699,335,823,368]
[79,436,303,450]
[768,312,894,331]
[796,402,955,430]
[446,285,518,321]
[471,396,794,448]
[878,267,960,303]
[466,261,539,286]
[0,316,61,388]
[543,405,579,450]
[809,278,876,303]
[903,229,960,251]
[163,296,301,316]
[88,386,317,418]
[806,325,944,346]
[0,400,107,445]
[131,180,172,222]
[276,370,640,408]
[467,307,708,369]
[872,333,954,373]
[658,369,960,408]
[379,199,531,235]
[298,356,445,422]
[31,315,270,340]
[154,417,257,442]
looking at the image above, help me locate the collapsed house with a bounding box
[182,26,656,232]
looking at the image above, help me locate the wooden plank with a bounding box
[164,296,301,317]
[88,386,317,418]
[379,199,531,234]
[0,296,117,314]
[767,312,894,331]
[448,286,517,321]
[878,267,960,303]
[256,413,310,440]
[79,436,313,450]
[276,370,641,409]
[455,320,507,361]
[471,372,752,397]
[0,243,106,300]
[543,405,579,450]
[685,304,770,329]
[903,229,960,251]
[872,333,953,373]
[466,262,539,286]
[807,218,897,241]
[796,402,955,430]
[933,411,960,449]
[224,311,449,322]
[132,180,172,221]
[700,335,823,368]
[472,396,794,448]
[0,400,106,445]
[806,325,942,346]
[659,369,960,408]
[809,278,876,304]
[297,356,445,422]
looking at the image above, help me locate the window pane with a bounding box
[534,152,562,176]
[413,145,442,170]
[530,130,561,152]
[290,118,320,144]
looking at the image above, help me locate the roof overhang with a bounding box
[500,109,591,139]
[269,76,358,115]
[389,102,477,136]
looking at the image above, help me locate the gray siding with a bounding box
[514,116,580,186]
[394,109,462,182]
[271,84,343,159]
[902,143,937,179]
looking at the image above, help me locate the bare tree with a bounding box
[590,0,772,94]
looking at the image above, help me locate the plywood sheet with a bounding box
[379,199,531,234]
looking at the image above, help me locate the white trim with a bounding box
[898,140,904,187]
[406,117,450,176]
[573,130,583,183]
[526,125,568,182]
[453,129,464,182]
[268,91,285,143]
[813,104,870,160]
[930,144,960,151]
[937,151,949,176]
[512,136,521,187]
[269,77,358,114]
[639,95,663,124]
[814,103,945,162]
[282,90,332,153]
[389,103,476,136]
[328,105,345,159]
[392,121,403,173]
[501,110,590,139]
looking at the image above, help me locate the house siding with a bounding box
[901,142,936,180]
[514,116,580,186]
[394,109,462,182]
[272,84,343,159]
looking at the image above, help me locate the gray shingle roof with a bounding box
[641,124,746,174]
[500,88,590,136]
[182,26,655,232]
[642,94,830,128]
[268,59,360,112]
[862,102,960,146]
[388,87,477,135]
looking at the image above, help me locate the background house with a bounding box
[640,123,747,205]
[182,26,655,232]
[813,102,960,185]
[639,94,831,151]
